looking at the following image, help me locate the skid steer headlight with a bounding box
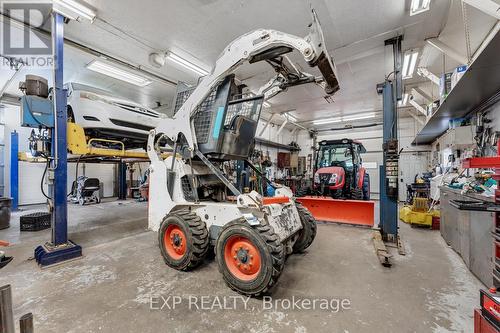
[329,174,338,184]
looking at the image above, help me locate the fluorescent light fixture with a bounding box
[312,117,342,125]
[343,113,377,122]
[53,0,96,22]
[312,113,377,125]
[402,50,419,79]
[263,101,271,108]
[410,0,431,16]
[286,114,298,122]
[86,60,152,87]
[166,52,209,76]
[398,93,409,106]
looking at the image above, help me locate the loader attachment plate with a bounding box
[296,196,375,227]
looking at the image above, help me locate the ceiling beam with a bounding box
[425,38,468,65]
[411,87,432,103]
[276,120,288,136]
[463,0,500,19]
[409,99,427,117]
[258,113,276,137]
[417,67,440,86]
[407,110,425,125]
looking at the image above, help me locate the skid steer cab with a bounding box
[314,139,370,200]
[147,9,338,296]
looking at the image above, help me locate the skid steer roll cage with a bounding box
[148,9,339,197]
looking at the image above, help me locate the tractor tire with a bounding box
[216,219,284,297]
[362,173,371,201]
[294,188,308,198]
[293,203,317,253]
[331,189,342,199]
[158,209,209,271]
[351,188,363,200]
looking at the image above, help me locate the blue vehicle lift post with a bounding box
[34,12,82,266]
[373,35,405,266]
[10,131,18,211]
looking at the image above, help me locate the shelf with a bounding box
[412,30,500,145]
[254,137,300,152]
[462,156,500,169]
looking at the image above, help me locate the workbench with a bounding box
[440,186,494,287]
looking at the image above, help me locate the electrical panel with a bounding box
[384,139,399,198]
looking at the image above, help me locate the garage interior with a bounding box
[0,0,499,332]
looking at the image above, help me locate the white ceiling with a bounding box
[1,0,498,129]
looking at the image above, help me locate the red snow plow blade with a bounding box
[296,196,375,227]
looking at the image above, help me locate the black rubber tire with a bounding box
[158,209,209,271]
[362,173,370,201]
[294,188,308,198]
[216,219,284,297]
[293,203,317,253]
[331,189,343,199]
[351,188,363,200]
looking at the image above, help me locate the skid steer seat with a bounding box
[220,115,257,158]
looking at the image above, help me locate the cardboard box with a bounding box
[451,65,467,90]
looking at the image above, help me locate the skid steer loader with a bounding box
[147,9,339,296]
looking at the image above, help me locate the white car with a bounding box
[65,82,163,150]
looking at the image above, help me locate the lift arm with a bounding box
[151,9,339,155]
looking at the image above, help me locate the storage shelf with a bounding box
[412,30,500,145]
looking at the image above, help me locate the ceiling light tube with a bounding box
[166,52,209,76]
[402,50,419,79]
[263,101,271,108]
[53,0,96,22]
[410,0,431,16]
[342,113,376,122]
[312,117,342,125]
[312,113,377,125]
[286,114,298,122]
[86,60,152,87]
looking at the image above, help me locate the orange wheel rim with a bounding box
[164,224,187,260]
[224,235,261,281]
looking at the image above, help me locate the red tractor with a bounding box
[313,139,370,200]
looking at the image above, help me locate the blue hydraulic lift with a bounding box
[373,36,405,266]
[9,131,18,211]
[34,12,82,266]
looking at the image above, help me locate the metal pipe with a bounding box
[19,313,34,333]
[0,285,15,333]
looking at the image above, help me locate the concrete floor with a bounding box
[0,199,484,333]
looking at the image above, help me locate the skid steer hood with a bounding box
[308,9,339,94]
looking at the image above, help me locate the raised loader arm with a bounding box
[149,9,339,157]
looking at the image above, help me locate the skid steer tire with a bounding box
[293,203,317,253]
[216,219,284,297]
[158,209,209,271]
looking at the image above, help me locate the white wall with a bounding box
[4,105,122,205]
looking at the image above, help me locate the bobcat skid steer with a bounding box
[147,9,339,296]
